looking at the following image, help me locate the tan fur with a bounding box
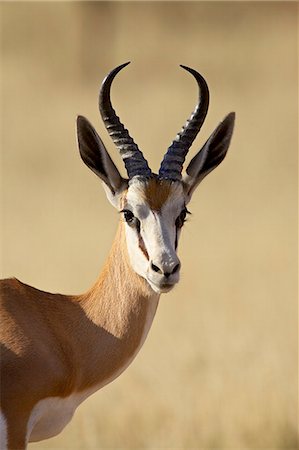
[0,222,158,449]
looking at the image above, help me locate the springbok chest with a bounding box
[28,299,159,442]
[28,391,90,442]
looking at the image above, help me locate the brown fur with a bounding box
[0,222,158,449]
[143,178,173,211]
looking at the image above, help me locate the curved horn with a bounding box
[159,66,210,181]
[99,62,152,179]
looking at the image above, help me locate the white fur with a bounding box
[0,411,8,450]
[124,179,185,293]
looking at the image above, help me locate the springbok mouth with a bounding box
[147,278,176,294]
[159,284,176,293]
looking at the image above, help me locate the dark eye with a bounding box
[175,208,189,228]
[122,209,134,223]
[121,209,141,233]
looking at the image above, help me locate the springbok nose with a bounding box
[150,261,180,278]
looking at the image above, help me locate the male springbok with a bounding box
[0,63,235,449]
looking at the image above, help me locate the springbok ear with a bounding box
[77,115,128,207]
[183,112,235,199]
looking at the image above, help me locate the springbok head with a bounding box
[77,63,235,294]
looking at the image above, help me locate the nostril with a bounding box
[164,263,180,278]
[151,262,162,274]
[172,263,180,274]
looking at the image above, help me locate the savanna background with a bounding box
[1,1,298,449]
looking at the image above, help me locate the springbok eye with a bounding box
[175,208,190,228]
[122,209,134,223]
[121,209,141,233]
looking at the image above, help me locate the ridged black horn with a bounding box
[159,66,210,181]
[99,62,152,179]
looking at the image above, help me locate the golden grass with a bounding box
[1,2,298,448]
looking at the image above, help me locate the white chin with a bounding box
[147,279,176,294]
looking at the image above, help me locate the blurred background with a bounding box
[1,2,298,449]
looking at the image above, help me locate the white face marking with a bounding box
[123,179,187,293]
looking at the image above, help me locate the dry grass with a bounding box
[1,2,298,449]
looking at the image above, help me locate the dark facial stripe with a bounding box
[138,232,149,261]
[175,229,178,250]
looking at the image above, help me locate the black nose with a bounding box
[151,262,180,277]
[164,263,180,278]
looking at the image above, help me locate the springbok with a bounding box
[0,63,235,449]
